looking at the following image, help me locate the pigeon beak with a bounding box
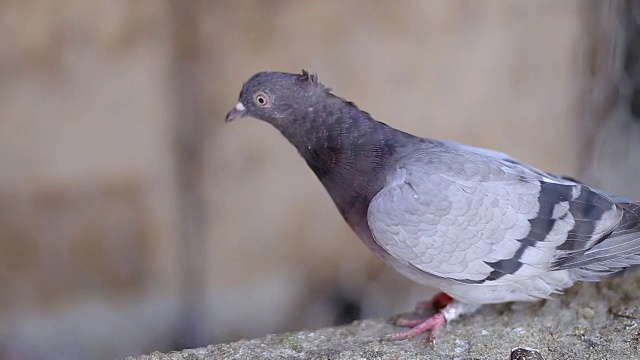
[225,102,247,123]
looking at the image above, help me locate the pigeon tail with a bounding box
[560,202,640,279]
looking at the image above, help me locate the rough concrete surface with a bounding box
[129,272,640,360]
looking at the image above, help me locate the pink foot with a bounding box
[386,299,481,341]
[384,312,446,341]
[395,292,453,327]
[395,317,429,327]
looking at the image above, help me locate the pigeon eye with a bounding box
[254,92,270,107]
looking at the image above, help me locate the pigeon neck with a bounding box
[282,102,399,223]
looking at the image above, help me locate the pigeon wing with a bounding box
[366,150,623,284]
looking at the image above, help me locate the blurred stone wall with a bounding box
[0,2,180,359]
[0,1,624,359]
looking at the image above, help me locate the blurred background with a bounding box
[1,0,639,359]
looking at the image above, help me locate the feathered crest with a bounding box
[299,69,334,94]
[300,69,319,83]
[298,69,365,114]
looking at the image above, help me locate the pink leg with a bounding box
[396,292,453,327]
[385,299,481,341]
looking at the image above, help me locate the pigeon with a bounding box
[225,70,640,340]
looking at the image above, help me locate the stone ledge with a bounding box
[129,274,640,359]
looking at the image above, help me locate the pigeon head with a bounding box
[225,70,327,129]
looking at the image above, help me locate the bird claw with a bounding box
[384,292,454,341]
[383,312,446,341]
[394,317,429,327]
